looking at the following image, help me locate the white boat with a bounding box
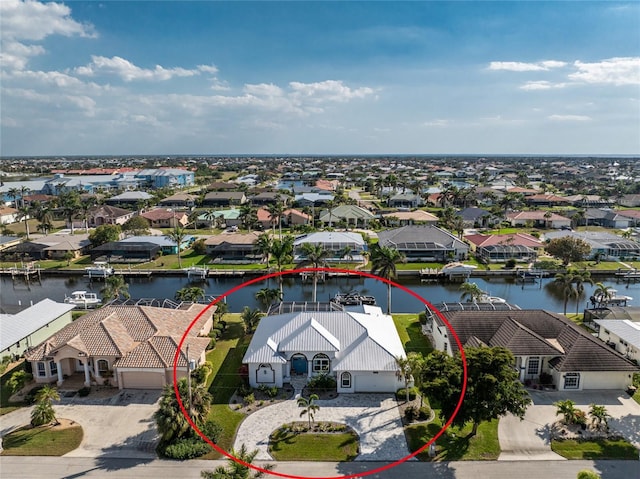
[479,294,507,304]
[591,289,633,307]
[85,261,114,278]
[184,265,208,279]
[65,291,102,308]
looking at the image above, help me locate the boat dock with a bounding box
[1,264,42,283]
[615,268,640,282]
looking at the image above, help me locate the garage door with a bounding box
[355,373,393,393]
[120,371,165,389]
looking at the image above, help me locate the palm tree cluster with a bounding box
[30,385,60,427]
[154,378,212,443]
[552,268,593,315]
[370,243,406,313]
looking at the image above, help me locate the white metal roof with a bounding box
[0,299,75,352]
[594,319,640,350]
[243,307,406,371]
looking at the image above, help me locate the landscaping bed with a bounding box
[268,421,359,461]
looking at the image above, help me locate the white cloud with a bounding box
[289,80,375,103]
[569,57,640,86]
[423,119,451,127]
[548,114,591,121]
[488,60,567,72]
[196,65,218,75]
[519,81,569,91]
[244,83,284,97]
[75,55,205,81]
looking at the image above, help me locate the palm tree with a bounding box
[297,393,320,430]
[588,404,610,431]
[572,269,593,314]
[553,271,577,315]
[154,378,211,442]
[241,306,263,334]
[59,191,81,233]
[299,243,331,302]
[202,209,219,232]
[255,288,282,312]
[459,281,485,302]
[78,196,97,233]
[7,187,19,207]
[15,205,32,239]
[338,245,353,264]
[31,385,60,426]
[407,352,426,407]
[554,399,578,424]
[165,226,187,268]
[395,356,412,404]
[592,282,613,307]
[201,443,274,479]
[270,236,294,295]
[370,244,406,314]
[239,204,257,232]
[36,206,54,235]
[101,275,130,303]
[175,286,206,302]
[19,186,31,208]
[266,197,285,238]
[255,233,273,265]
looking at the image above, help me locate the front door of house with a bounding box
[291,356,307,375]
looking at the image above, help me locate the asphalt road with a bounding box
[0,457,637,479]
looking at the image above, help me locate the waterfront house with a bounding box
[250,191,290,206]
[91,241,161,263]
[381,209,439,227]
[1,299,75,359]
[428,309,638,391]
[583,208,633,229]
[86,205,135,227]
[506,211,571,229]
[204,231,261,262]
[158,193,198,208]
[317,204,375,228]
[2,233,91,261]
[293,231,366,262]
[545,230,640,261]
[377,225,469,262]
[120,235,182,255]
[243,305,406,393]
[203,191,247,207]
[387,193,422,208]
[282,208,312,227]
[24,303,212,389]
[594,316,640,363]
[464,232,543,263]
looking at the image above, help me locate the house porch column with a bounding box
[519,355,528,382]
[56,361,64,386]
[82,359,91,387]
[93,360,101,379]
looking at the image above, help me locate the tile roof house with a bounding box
[86,205,135,227]
[545,231,640,260]
[506,211,571,229]
[381,210,439,227]
[377,225,469,262]
[318,204,375,228]
[204,231,262,262]
[203,191,247,206]
[243,306,406,393]
[464,233,543,263]
[158,193,198,208]
[0,205,18,225]
[141,208,190,228]
[3,233,91,260]
[427,309,638,391]
[24,304,213,389]
[1,299,75,358]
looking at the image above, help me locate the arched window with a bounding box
[312,354,330,373]
[340,372,351,388]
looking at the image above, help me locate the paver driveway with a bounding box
[0,390,160,459]
[498,389,640,461]
[234,393,410,461]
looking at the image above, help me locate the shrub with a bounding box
[267,386,279,398]
[206,338,216,350]
[418,406,431,420]
[163,438,211,460]
[577,470,600,479]
[417,311,427,324]
[218,320,227,331]
[200,419,222,443]
[396,387,418,401]
[211,328,222,339]
[306,373,336,391]
[237,384,252,398]
[404,406,419,422]
[78,386,91,397]
[191,363,212,384]
[7,370,33,394]
[574,409,587,426]
[244,393,255,405]
[505,258,517,269]
[539,372,553,386]
[192,239,207,255]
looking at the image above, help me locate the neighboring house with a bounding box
[381,210,439,226]
[545,231,640,260]
[120,236,181,255]
[318,204,375,228]
[105,191,154,207]
[141,208,190,228]
[243,305,406,393]
[282,208,311,227]
[427,308,638,391]
[619,194,640,207]
[294,192,334,207]
[457,207,494,228]
[136,168,195,188]
[203,191,247,207]
[565,195,613,208]
[256,208,277,230]
[207,181,238,191]
[377,225,469,262]
[618,209,640,226]
[293,231,366,262]
[24,303,212,389]
[0,235,21,252]
[584,208,633,229]
[2,233,91,260]
[197,208,242,228]
[250,191,289,206]
[158,193,198,208]
[387,193,422,208]
[91,241,162,262]
[524,194,571,207]
[0,299,75,358]
[464,233,543,263]
[594,318,640,363]
[0,205,18,225]
[204,232,261,262]
[506,211,572,229]
[87,205,135,227]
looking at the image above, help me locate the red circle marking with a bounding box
[173,267,468,479]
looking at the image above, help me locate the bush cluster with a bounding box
[163,438,211,460]
[306,374,336,391]
[396,387,419,401]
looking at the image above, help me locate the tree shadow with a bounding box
[93,429,158,471]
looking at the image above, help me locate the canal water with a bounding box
[2,274,639,314]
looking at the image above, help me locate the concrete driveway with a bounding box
[0,389,160,459]
[234,393,409,461]
[498,390,640,461]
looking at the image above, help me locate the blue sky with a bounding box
[1,1,639,156]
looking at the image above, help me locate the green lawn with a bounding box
[201,315,250,459]
[1,423,83,456]
[268,429,359,461]
[551,438,638,460]
[405,413,500,461]
[393,314,433,356]
[0,362,27,415]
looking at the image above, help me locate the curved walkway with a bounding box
[233,393,410,461]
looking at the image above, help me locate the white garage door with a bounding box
[355,373,393,393]
[120,371,165,389]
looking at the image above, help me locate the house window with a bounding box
[443,342,448,353]
[37,362,46,377]
[97,360,109,374]
[341,372,351,388]
[564,373,580,389]
[527,357,540,375]
[312,354,330,373]
[49,361,58,376]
